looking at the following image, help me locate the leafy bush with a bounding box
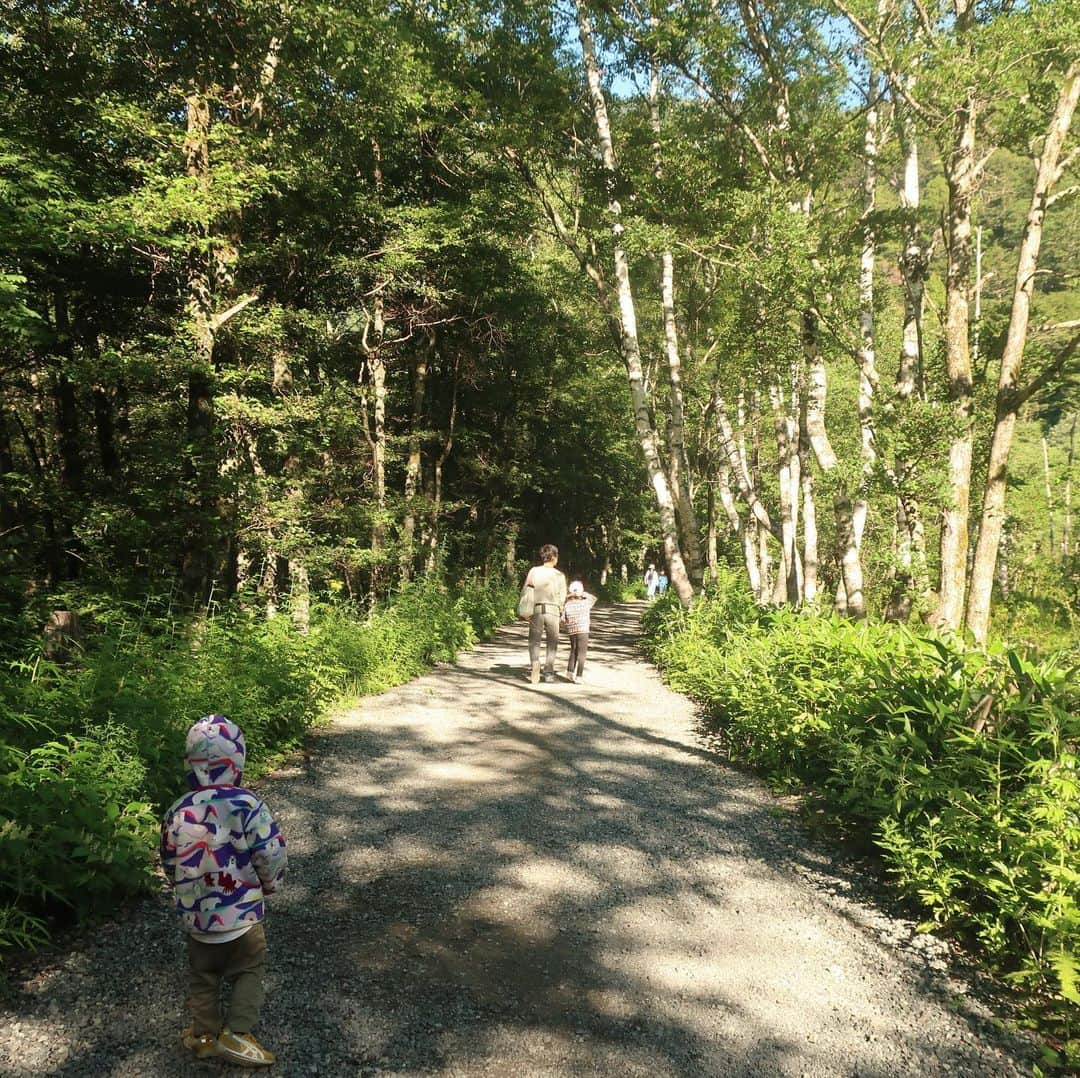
[642,579,1080,1050]
[0,574,515,959]
[597,577,647,602]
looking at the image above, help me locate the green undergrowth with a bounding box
[641,573,1080,1067]
[596,577,647,602]
[0,575,517,963]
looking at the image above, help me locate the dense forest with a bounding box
[1,0,1079,1060]
[1,0,1077,628]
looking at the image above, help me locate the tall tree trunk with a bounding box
[426,352,459,573]
[368,139,389,596]
[50,295,84,597]
[0,413,14,532]
[768,379,802,603]
[965,60,1080,642]
[51,291,83,497]
[888,103,930,621]
[706,480,718,584]
[369,344,387,580]
[661,251,705,585]
[842,74,880,611]
[715,393,781,550]
[92,385,120,478]
[1065,414,1076,557]
[935,14,977,630]
[1043,436,1057,555]
[798,388,819,605]
[973,224,983,370]
[401,334,431,581]
[717,459,761,597]
[181,89,217,598]
[756,517,773,605]
[576,3,693,606]
[648,57,704,585]
[803,313,866,617]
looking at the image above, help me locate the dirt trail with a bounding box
[0,603,1031,1076]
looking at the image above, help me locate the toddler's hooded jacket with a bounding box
[160,715,287,937]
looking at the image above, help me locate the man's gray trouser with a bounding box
[528,607,560,672]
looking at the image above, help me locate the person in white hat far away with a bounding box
[644,563,659,599]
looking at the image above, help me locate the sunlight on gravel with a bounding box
[0,604,1036,1077]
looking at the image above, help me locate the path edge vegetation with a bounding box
[640,578,1080,1071]
[0,575,517,972]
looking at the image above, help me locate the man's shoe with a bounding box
[542,671,556,683]
[180,1026,218,1059]
[216,1029,276,1068]
[566,670,576,683]
[529,661,540,684]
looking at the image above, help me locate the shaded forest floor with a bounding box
[0,604,1037,1076]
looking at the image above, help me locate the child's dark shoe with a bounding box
[216,1029,276,1067]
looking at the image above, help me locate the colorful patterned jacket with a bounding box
[160,715,287,937]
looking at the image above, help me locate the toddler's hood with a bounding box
[185,714,246,788]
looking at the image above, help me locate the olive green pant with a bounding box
[186,922,267,1035]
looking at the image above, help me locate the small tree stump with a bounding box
[44,609,82,661]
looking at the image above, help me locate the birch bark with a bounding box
[401,334,431,580]
[769,380,802,603]
[426,352,460,573]
[181,89,217,596]
[1065,415,1076,557]
[887,101,931,621]
[843,74,880,611]
[935,1,978,630]
[803,312,866,617]
[965,60,1080,642]
[798,390,819,604]
[649,59,705,585]
[576,3,693,606]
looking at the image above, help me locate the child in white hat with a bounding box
[562,580,597,682]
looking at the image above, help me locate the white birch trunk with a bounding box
[1065,414,1076,557]
[769,380,802,603]
[718,459,762,597]
[577,4,693,606]
[803,313,866,617]
[935,4,978,630]
[716,394,781,545]
[401,340,430,581]
[798,390,819,605]
[888,102,931,621]
[845,75,879,610]
[965,60,1080,642]
[647,58,704,586]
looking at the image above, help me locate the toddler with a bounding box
[562,580,597,683]
[161,715,287,1067]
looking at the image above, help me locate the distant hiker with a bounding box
[562,580,597,683]
[161,715,287,1068]
[523,543,567,683]
[644,563,659,599]
[658,571,669,595]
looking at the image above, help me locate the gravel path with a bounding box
[0,602,1034,1077]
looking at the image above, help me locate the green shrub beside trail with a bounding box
[0,576,517,959]
[642,574,1080,1054]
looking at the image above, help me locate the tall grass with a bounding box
[0,575,517,959]
[642,572,1080,1061]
